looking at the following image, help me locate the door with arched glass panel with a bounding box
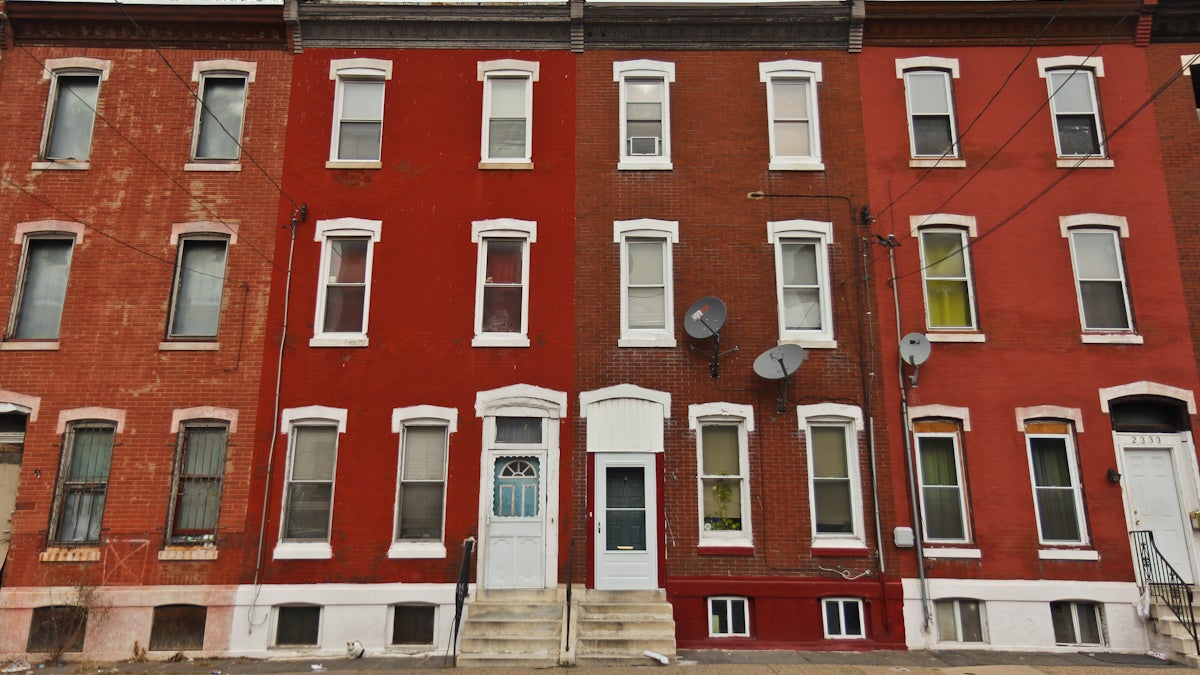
[483,417,547,589]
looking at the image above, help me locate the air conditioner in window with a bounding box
[628,136,662,156]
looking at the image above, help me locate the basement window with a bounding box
[27,605,87,653]
[707,597,749,637]
[275,605,321,647]
[149,605,206,651]
[391,604,435,645]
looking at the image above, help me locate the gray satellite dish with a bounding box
[684,297,727,339]
[899,333,931,366]
[753,344,806,380]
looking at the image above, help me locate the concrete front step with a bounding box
[456,653,561,668]
[578,617,676,634]
[573,590,676,665]
[577,636,676,654]
[578,602,674,617]
[575,653,674,667]
[460,635,562,653]
[458,589,566,666]
[462,618,562,638]
[466,602,562,620]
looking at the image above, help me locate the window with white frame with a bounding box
[472,219,535,347]
[328,59,392,164]
[191,61,253,162]
[167,235,228,340]
[275,605,321,646]
[914,421,970,543]
[917,225,978,331]
[615,219,677,347]
[39,58,110,164]
[49,421,115,546]
[1066,226,1132,332]
[277,407,345,557]
[935,599,987,643]
[1025,420,1087,545]
[769,220,834,346]
[691,403,753,546]
[897,58,960,159]
[1050,601,1103,646]
[1038,58,1106,160]
[311,218,381,348]
[166,421,228,545]
[8,231,78,341]
[708,597,749,637]
[479,60,537,165]
[800,404,864,546]
[822,598,865,639]
[759,60,823,170]
[614,60,674,170]
[391,406,456,557]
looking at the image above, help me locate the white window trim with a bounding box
[897,60,961,162]
[914,429,971,544]
[274,405,346,559]
[690,402,754,548]
[310,218,382,348]
[1015,406,1084,433]
[389,405,457,559]
[170,406,238,434]
[1099,381,1197,414]
[1025,430,1088,546]
[471,218,536,348]
[1036,57,1107,162]
[186,60,255,170]
[164,231,231,345]
[6,222,83,349]
[34,58,112,171]
[822,598,865,639]
[914,218,981,335]
[272,605,323,648]
[934,598,988,644]
[1061,221,1134,338]
[478,60,538,168]
[614,59,675,171]
[1051,601,1105,646]
[798,404,865,548]
[759,60,824,171]
[907,405,972,431]
[768,219,835,348]
[327,58,392,168]
[614,219,678,348]
[707,596,750,637]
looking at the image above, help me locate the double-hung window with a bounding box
[914,420,970,543]
[50,420,116,546]
[190,60,254,166]
[769,220,834,347]
[1025,420,1087,545]
[478,60,537,167]
[167,421,228,545]
[691,403,754,547]
[1062,216,1135,339]
[7,223,82,343]
[276,406,346,559]
[896,58,961,164]
[759,60,823,171]
[311,218,381,348]
[472,219,535,347]
[799,404,865,549]
[390,406,456,559]
[914,216,979,336]
[1038,57,1108,166]
[615,219,678,347]
[167,233,229,341]
[328,59,392,167]
[38,58,111,168]
[614,60,674,170]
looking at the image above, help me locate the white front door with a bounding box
[1123,435,1194,583]
[594,452,657,590]
[484,454,546,588]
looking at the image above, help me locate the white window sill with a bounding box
[699,535,753,548]
[326,160,382,170]
[923,547,982,559]
[811,537,867,551]
[158,547,219,561]
[472,334,530,348]
[479,161,533,170]
[309,334,369,348]
[387,542,447,559]
[618,161,672,171]
[909,158,966,168]
[184,162,242,172]
[926,333,986,343]
[0,341,59,351]
[619,335,677,348]
[1038,548,1099,561]
[1081,333,1143,344]
[779,338,837,350]
[769,160,825,172]
[32,160,89,171]
[159,341,219,351]
[40,547,100,562]
[1057,158,1113,168]
[273,542,333,560]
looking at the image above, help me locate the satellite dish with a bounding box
[753,344,806,380]
[899,333,931,367]
[684,297,728,339]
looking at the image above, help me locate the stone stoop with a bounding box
[573,589,677,667]
[1147,601,1200,667]
[457,588,565,668]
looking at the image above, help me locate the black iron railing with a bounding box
[564,537,575,653]
[447,536,475,666]
[1131,530,1199,653]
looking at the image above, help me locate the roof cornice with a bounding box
[863,0,1140,47]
